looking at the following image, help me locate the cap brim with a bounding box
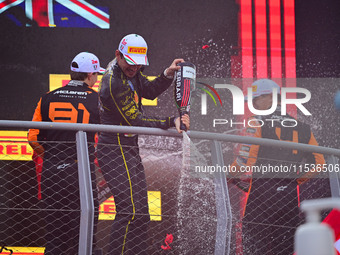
[245,92,279,101]
[245,94,260,101]
[99,67,105,74]
[123,54,149,66]
[245,94,257,101]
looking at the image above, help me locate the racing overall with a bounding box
[28,80,100,255]
[97,59,175,254]
[231,107,325,255]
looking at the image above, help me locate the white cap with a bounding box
[246,79,281,100]
[70,52,105,73]
[118,34,149,66]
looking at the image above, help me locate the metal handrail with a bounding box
[0,120,339,156]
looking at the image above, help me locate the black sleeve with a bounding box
[138,71,173,100]
[102,72,175,129]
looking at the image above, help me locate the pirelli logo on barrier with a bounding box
[49,74,157,106]
[127,46,147,54]
[0,131,33,161]
[0,246,45,254]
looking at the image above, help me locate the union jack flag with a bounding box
[0,0,109,28]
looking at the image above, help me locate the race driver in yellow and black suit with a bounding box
[230,79,325,255]
[97,34,189,255]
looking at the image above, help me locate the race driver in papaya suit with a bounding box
[230,79,325,255]
[97,34,189,254]
[28,52,104,255]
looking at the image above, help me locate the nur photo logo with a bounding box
[198,83,311,116]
